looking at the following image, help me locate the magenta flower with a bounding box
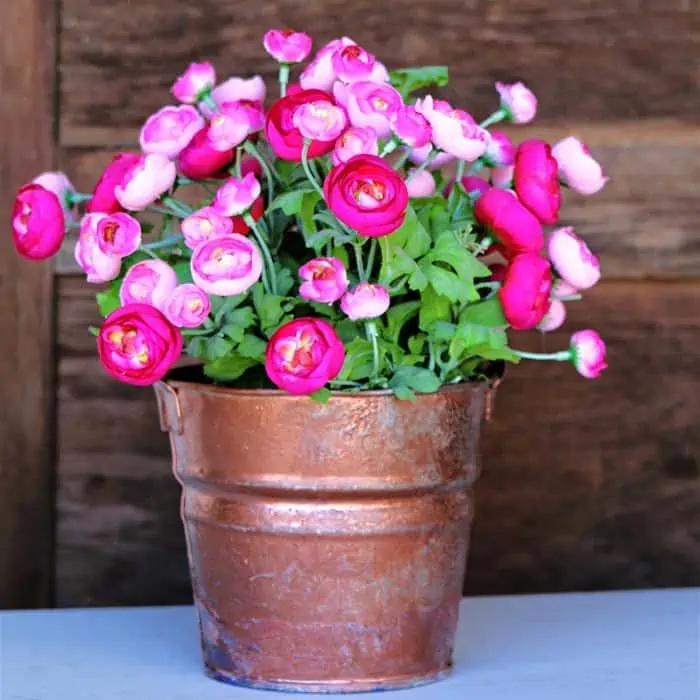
[547,227,601,290]
[298,257,349,304]
[114,154,177,211]
[335,81,403,140]
[181,206,234,250]
[12,184,66,261]
[120,259,178,310]
[74,214,122,283]
[513,139,561,224]
[32,171,78,224]
[263,29,313,64]
[391,105,431,149]
[139,105,205,159]
[190,235,262,296]
[537,299,566,332]
[490,164,514,189]
[406,170,437,198]
[331,44,377,83]
[95,212,142,257]
[172,62,217,104]
[484,131,515,167]
[552,136,608,195]
[340,283,391,320]
[299,37,356,91]
[570,330,607,378]
[178,126,235,180]
[207,100,263,152]
[408,143,454,170]
[292,100,348,142]
[496,81,537,124]
[331,126,379,165]
[163,283,212,328]
[200,75,267,118]
[213,173,261,216]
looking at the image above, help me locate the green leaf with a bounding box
[275,160,306,184]
[96,283,121,317]
[88,326,99,337]
[203,352,258,382]
[389,206,431,259]
[186,336,209,358]
[390,383,417,402]
[310,387,332,404]
[407,333,426,355]
[173,260,193,284]
[205,335,235,360]
[335,319,363,344]
[449,322,520,363]
[378,237,429,292]
[238,333,267,361]
[211,294,247,324]
[299,190,322,239]
[428,321,458,342]
[384,301,420,344]
[419,285,452,331]
[220,306,255,343]
[337,337,375,382]
[389,66,449,100]
[268,189,317,216]
[251,284,286,334]
[275,267,295,296]
[459,296,507,327]
[391,365,441,394]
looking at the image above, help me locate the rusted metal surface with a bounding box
[154,373,496,693]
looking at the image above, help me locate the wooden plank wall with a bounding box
[54,0,700,606]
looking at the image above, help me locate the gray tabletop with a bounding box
[1,589,698,699]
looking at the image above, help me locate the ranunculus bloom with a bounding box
[139,105,205,159]
[298,257,349,304]
[292,100,348,142]
[213,173,261,216]
[231,195,265,235]
[75,214,122,283]
[265,89,338,161]
[163,283,212,328]
[190,235,262,296]
[120,259,178,310]
[408,143,454,170]
[12,184,65,261]
[207,101,261,152]
[406,170,436,198]
[32,171,77,224]
[299,37,356,91]
[172,61,217,104]
[495,81,537,124]
[474,187,544,255]
[87,152,141,214]
[181,206,234,250]
[499,253,552,330]
[265,317,345,395]
[484,131,515,167]
[415,96,489,161]
[178,125,235,180]
[201,75,267,118]
[570,330,607,378]
[391,105,431,149]
[340,283,390,320]
[552,136,608,195]
[335,81,403,140]
[263,29,313,64]
[513,139,561,224]
[331,44,377,83]
[548,226,601,290]
[537,299,566,332]
[95,212,142,257]
[331,126,379,165]
[98,304,183,386]
[490,165,514,189]
[115,154,177,211]
[324,154,409,237]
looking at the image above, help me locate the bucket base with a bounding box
[205,663,453,694]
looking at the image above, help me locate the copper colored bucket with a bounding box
[154,370,498,693]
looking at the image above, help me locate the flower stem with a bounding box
[353,242,367,282]
[138,246,160,260]
[244,140,277,198]
[428,340,437,372]
[455,159,466,183]
[557,294,583,302]
[406,149,440,181]
[392,149,410,172]
[66,192,92,206]
[514,349,571,362]
[234,147,243,178]
[278,63,290,97]
[468,160,486,176]
[161,196,193,217]
[379,139,399,158]
[301,140,326,200]
[245,214,277,295]
[365,238,378,279]
[147,205,186,219]
[479,108,507,129]
[143,234,185,250]
[200,94,219,114]
[366,321,380,378]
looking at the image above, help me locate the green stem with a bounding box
[181,327,214,337]
[428,341,437,372]
[392,149,410,172]
[353,242,367,282]
[328,379,363,388]
[201,93,219,114]
[66,192,92,206]
[365,238,378,279]
[557,294,583,302]
[479,108,507,129]
[468,160,486,176]
[147,205,186,219]
[234,147,243,178]
[379,139,399,158]
[514,349,571,362]
[245,214,277,295]
[143,234,185,251]
[161,196,193,217]
[406,149,440,181]
[278,63,290,97]
[138,246,160,260]
[301,140,326,200]
[176,176,194,186]
[455,160,466,183]
[244,140,276,198]
[366,321,380,378]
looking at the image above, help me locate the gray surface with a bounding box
[1,589,698,699]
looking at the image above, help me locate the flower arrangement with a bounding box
[12,30,608,400]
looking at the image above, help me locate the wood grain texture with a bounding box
[0,0,57,608]
[56,277,700,606]
[55,121,700,279]
[59,0,700,146]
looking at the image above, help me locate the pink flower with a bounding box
[299,257,349,303]
[335,81,403,140]
[190,235,262,296]
[163,283,212,328]
[139,105,205,159]
[406,170,436,198]
[299,38,356,91]
[181,206,234,250]
[178,125,235,179]
[95,212,142,257]
[203,75,267,118]
[408,143,454,170]
[495,81,537,124]
[341,283,391,320]
[331,44,377,83]
[570,330,607,378]
[115,154,177,211]
[490,165,514,189]
[87,153,141,214]
[265,317,345,394]
[551,278,578,299]
[207,100,263,151]
[391,106,431,149]
[32,171,77,224]
[120,259,178,309]
[98,304,183,386]
[75,214,122,283]
[484,131,515,167]
[12,184,66,261]
[513,139,561,224]
[292,100,347,141]
[331,126,379,165]
[263,29,313,64]
[537,299,566,332]
[172,62,217,104]
[415,96,489,161]
[552,136,608,195]
[213,173,261,216]
[548,227,600,290]
[499,253,552,330]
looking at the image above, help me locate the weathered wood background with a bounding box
[1,0,699,608]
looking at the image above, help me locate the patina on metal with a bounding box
[154,370,499,693]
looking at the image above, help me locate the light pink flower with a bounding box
[551,278,579,299]
[548,226,601,290]
[172,62,217,104]
[484,131,515,167]
[213,173,261,216]
[491,165,514,189]
[203,75,267,117]
[570,330,607,378]
[415,96,489,161]
[95,212,142,257]
[207,100,263,151]
[496,81,537,124]
[120,259,178,310]
[408,143,454,170]
[552,136,608,195]
[298,257,349,304]
[163,283,212,328]
[406,170,436,198]
[32,171,78,224]
[299,37,356,91]
[139,105,204,159]
[292,100,347,142]
[75,214,122,283]
[537,299,566,332]
[181,206,234,250]
[331,126,379,165]
[334,80,403,140]
[332,44,377,83]
[190,235,262,296]
[263,29,312,63]
[115,154,177,211]
[340,283,390,320]
[391,105,431,149]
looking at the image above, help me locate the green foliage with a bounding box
[203,353,258,382]
[96,282,120,317]
[389,66,449,100]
